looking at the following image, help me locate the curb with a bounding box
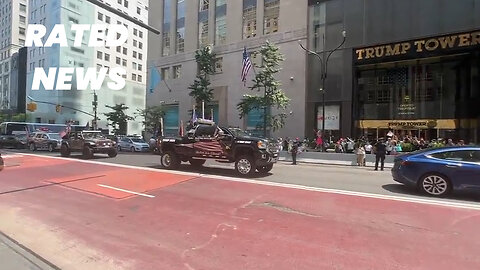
[278,157,394,168]
[0,231,59,270]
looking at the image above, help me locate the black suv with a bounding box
[160,121,279,176]
[60,131,118,159]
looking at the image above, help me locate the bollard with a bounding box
[0,153,3,171]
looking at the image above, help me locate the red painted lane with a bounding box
[0,155,479,270]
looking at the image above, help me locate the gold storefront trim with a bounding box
[357,119,478,129]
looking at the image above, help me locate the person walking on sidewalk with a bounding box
[291,138,300,165]
[355,142,366,166]
[374,138,387,171]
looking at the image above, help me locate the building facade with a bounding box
[147,0,308,138]
[0,0,28,111]
[306,0,480,143]
[26,0,148,135]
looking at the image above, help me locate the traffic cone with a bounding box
[0,153,4,171]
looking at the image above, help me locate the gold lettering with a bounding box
[471,32,480,45]
[356,49,365,60]
[458,34,471,46]
[438,35,457,49]
[385,44,401,56]
[365,48,375,59]
[375,46,385,57]
[425,39,439,51]
[401,42,411,54]
[414,40,425,52]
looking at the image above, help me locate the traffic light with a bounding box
[26,102,37,112]
[56,104,62,113]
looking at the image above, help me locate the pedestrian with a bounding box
[457,140,465,146]
[364,141,372,154]
[374,138,387,171]
[315,134,323,151]
[355,142,366,166]
[283,137,289,152]
[447,138,455,146]
[291,138,300,165]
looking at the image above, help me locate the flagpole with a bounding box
[202,102,205,119]
[211,108,214,121]
[160,117,164,137]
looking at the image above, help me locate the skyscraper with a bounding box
[0,0,28,111]
[26,0,148,135]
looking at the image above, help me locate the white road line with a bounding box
[97,184,155,198]
[1,154,24,159]
[18,153,480,210]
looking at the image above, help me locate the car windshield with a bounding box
[48,133,61,140]
[227,128,251,137]
[131,138,146,143]
[82,132,105,139]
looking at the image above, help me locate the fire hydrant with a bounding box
[0,153,4,171]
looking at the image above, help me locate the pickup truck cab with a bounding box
[160,120,279,176]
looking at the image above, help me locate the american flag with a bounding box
[241,47,252,85]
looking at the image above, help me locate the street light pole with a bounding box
[299,30,346,151]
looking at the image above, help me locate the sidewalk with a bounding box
[0,231,58,270]
[278,151,395,168]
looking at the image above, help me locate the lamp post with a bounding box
[299,30,346,151]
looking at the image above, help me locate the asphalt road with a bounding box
[15,150,480,205]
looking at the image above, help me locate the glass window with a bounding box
[132,74,137,81]
[215,0,227,45]
[138,75,142,82]
[97,51,102,59]
[163,0,171,56]
[215,57,223,74]
[105,53,110,61]
[164,105,179,136]
[176,0,185,53]
[122,59,127,66]
[308,2,326,52]
[161,67,170,80]
[243,0,257,39]
[97,12,103,21]
[198,21,209,47]
[199,0,209,11]
[173,65,182,79]
[264,0,279,35]
[431,150,480,162]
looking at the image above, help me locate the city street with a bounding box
[0,151,479,269]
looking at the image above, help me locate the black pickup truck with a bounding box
[159,122,279,176]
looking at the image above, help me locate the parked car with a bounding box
[0,134,28,149]
[28,132,63,152]
[392,146,480,197]
[60,130,117,159]
[118,137,150,152]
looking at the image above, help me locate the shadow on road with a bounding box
[382,184,480,203]
[147,163,273,179]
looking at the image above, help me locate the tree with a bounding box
[136,105,165,136]
[104,104,134,135]
[189,46,216,110]
[237,41,290,136]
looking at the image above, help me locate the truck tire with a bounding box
[257,164,274,174]
[161,151,180,169]
[235,155,256,177]
[60,144,70,157]
[189,159,206,167]
[108,149,118,158]
[83,146,94,159]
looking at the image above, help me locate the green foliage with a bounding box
[136,105,165,135]
[104,104,134,135]
[237,41,290,133]
[0,113,26,123]
[189,46,216,108]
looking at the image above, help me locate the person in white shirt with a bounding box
[364,142,373,154]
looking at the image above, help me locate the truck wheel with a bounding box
[60,144,70,157]
[235,155,256,177]
[83,147,94,159]
[258,164,274,174]
[161,151,180,169]
[189,159,206,167]
[108,149,118,158]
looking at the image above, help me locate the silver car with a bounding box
[28,132,62,152]
[117,137,150,152]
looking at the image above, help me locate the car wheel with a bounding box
[161,151,180,169]
[60,144,70,157]
[257,164,274,174]
[189,159,206,167]
[29,143,36,151]
[130,146,135,152]
[48,144,55,152]
[235,155,256,177]
[108,149,118,158]
[83,147,94,159]
[419,173,451,197]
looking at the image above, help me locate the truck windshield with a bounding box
[227,128,251,137]
[83,132,105,139]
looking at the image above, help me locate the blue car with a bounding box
[392,146,480,197]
